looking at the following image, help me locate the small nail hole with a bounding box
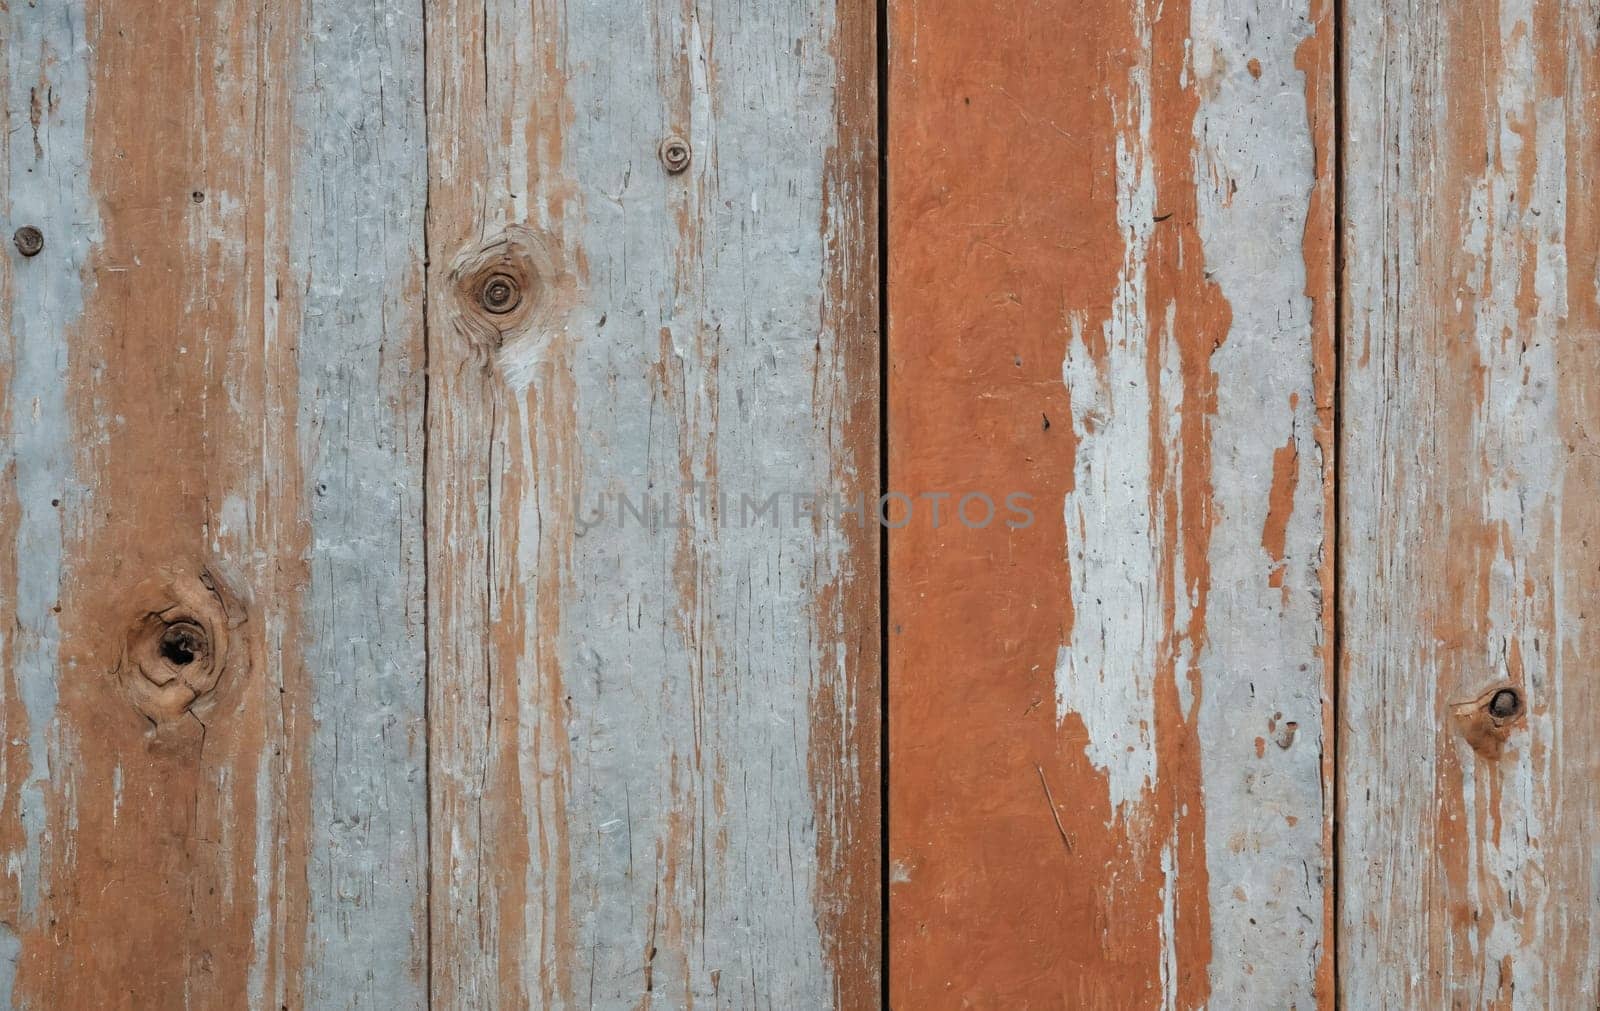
[159,622,205,667]
[1488,688,1521,719]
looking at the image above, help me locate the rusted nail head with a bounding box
[1488,688,1521,719]
[659,135,692,174]
[479,273,521,315]
[13,226,44,257]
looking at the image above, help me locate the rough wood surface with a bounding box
[21,0,1596,1005]
[422,0,879,1007]
[887,0,1334,1005]
[1340,0,1600,1005]
[0,1,429,1006]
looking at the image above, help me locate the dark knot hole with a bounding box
[159,622,206,667]
[1488,687,1522,719]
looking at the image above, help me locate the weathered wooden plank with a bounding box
[290,5,430,1004]
[0,2,428,1006]
[887,0,1333,1005]
[423,0,879,1006]
[1340,1,1600,1004]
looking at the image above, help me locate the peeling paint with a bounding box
[2,0,98,921]
[1341,0,1600,1004]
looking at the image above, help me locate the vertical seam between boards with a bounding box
[875,0,891,1005]
[418,0,435,1004]
[1330,0,1345,1004]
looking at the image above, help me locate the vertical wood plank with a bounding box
[887,0,1334,1005]
[0,1,428,1005]
[291,4,430,1003]
[423,0,879,1006]
[1340,0,1600,1004]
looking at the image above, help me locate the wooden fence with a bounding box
[0,0,1593,1006]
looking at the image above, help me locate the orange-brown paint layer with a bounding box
[1264,432,1300,589]
[424,2,579,1004]
[10,2,309,1006]
[812,1,882,1006]
[888,0,1242,1004]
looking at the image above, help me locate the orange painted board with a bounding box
[887,0,1335,1005]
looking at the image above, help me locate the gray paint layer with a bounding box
[562,2,841,1003]
[1190,1,1328,1005]
[1341,0,1600,1005]
[293,0,429,1005]
[425,0,869,1005]
[1,0,98,928]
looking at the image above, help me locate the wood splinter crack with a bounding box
[1035,764,1072,852]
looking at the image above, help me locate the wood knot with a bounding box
[1451,682,1526,761]
[115,566,247,741]
[449,226,568,363]
[478,272,521,315]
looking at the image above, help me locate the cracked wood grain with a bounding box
[0,1,428,1005]
[422,0,879,1006]
[1340,0,1600,1005]
[887,0,1334,1005]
